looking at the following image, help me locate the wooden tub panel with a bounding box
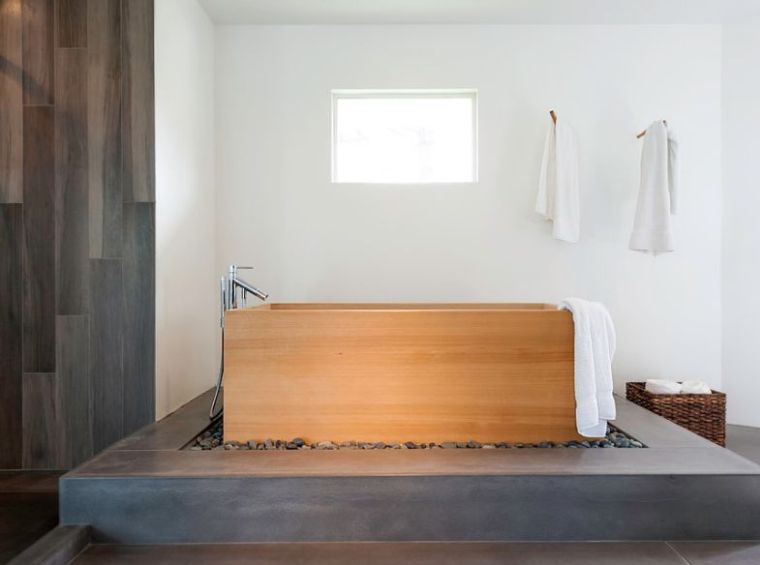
[224,305,580,444]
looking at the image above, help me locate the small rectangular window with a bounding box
[331,89,478,184]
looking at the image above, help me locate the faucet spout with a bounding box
[233,276,269,302]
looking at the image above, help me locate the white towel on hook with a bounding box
[536,115,580,243]
[559,298,616,437]
[630,120,678,254]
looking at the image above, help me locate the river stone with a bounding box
[186,419,646,451]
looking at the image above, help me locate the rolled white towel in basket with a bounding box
[681,380,712,394]
[645,379,712,394]
[645,379,681,394]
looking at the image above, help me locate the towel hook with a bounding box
[637,119,668,139]
[550,109,557,124]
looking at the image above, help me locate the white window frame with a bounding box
[330,89,479,185]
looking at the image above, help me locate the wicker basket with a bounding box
[625,381,726,446]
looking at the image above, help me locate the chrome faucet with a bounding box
[220,265,269,327]
[211,265,269,420]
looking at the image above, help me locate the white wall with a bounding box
[155,0,217,419]
[214,25,724,393]
[722,23,760,426]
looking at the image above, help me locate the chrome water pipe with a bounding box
[210,265,269,420]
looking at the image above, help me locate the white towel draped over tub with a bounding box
[536,115,580,243]
[559,298,616,437]
[630,120,678,254]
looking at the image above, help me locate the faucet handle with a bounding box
[228,264,253,277]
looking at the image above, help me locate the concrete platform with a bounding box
[59,390,760,543]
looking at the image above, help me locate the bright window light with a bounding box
[332,90,478,184]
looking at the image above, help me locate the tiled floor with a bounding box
[66,541,760,564]
[672,542,760,565]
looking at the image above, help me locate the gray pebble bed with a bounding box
[186,422,645,451]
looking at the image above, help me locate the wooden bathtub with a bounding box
[224,303,581,444]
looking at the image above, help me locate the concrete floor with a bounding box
[727,425,760,465]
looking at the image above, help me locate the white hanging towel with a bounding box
[630,120,678,253]
[536,115,580,243]
[559,298,617,437]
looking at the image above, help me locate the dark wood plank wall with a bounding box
[0,0,155,470]
[0,205,23,468]
[90,258,124,452]
[0,0,24,203]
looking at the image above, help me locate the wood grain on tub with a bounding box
[224,303,581,444]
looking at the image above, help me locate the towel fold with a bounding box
[558,298,616,437]
[645,379,682,394]
[537,115,580,243]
